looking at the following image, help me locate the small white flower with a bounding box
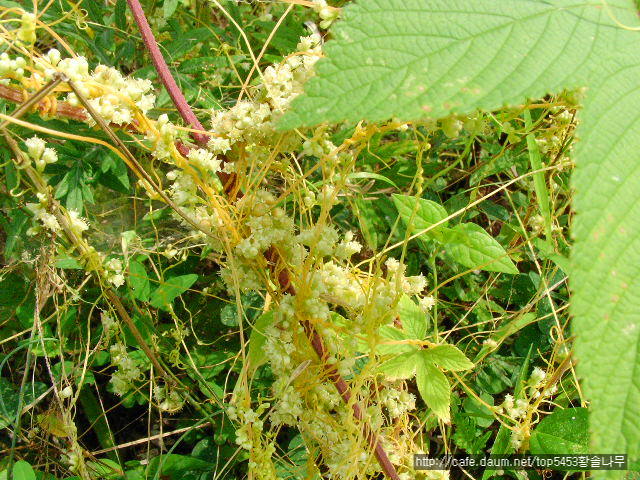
[25,136,46,160]
[59,385,73,399]
[419,295,436,312]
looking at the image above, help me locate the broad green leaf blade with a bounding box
[128,260,150,302]
[280,0,629,129]
[444,223,518,274]
[422,344,473,372]
[392,193,448,237]
[416,355,451,423]
[572,56,640,465]
[247,312,276,373]
[378,350,419,380]
[149,274,198,310]
[12,461,36,480]
[529,407,589,455]
[377,325,414,355]
[397,294,428,339]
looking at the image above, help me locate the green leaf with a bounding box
[397,294,428,339]
[443,223,518,274]
[12,461,36,480]
[282,0,640,460]
[247,312,275,373]
[0,273,27,308]
[163,0,179,19]
[355,197,383,250]
[571,55,640,465]
[280,0,627,129]
[422,344,473,372]
[377,325,414,355]
[128,260,150,302]
[529,407,589,456]
[147,454,213,477]
[0,377,20,429]
[55,256,83,270]
[115,0,127,30]
[416,357,450,423]
[86,459,122,479]
[392,193,448,242]
[346,171,398,189]
[54,162,93,214]
[378,351,419,380]
[99,152,130,193]
[149,274,198,310]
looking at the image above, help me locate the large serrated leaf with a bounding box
[280,0,632,129]
[282,0,640,464]
[422,344,473,372]
[397,294,428,340]
[378,351,419,380]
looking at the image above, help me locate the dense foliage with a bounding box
[0,1,635,480]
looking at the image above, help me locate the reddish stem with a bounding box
[127,0,208,147]
[127,0,239,197]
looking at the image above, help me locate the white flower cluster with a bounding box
[269,379,304,426]
[419,295,436,312]
[499,394,529,421]
[227,403,269,450]
[60,60,155,125]
[207,34,321,156]
[0,43,155,127]
[24,136,58,172]
[312,1,340,29]
[297,224,339,257]
[380,386,416,419]
[67,210,89,235]
[153,385,185,412]
[262,34,322,112]
[25,190,89,238]
[235,190,295,260]
[263,316,299,375]
[109,344,142,396]
[0,52,26,82]
[211,101,273,144]
[100,311,117,340]
[296,226,362,260]
[497,367,559,449]
[105,258,125,288]
[25,191,59,234]
[150,113,179,160]
[385,258,427,296]
[187,147,222,175]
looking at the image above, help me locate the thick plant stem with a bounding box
[128,0,240,197]
[126,0,208,147]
